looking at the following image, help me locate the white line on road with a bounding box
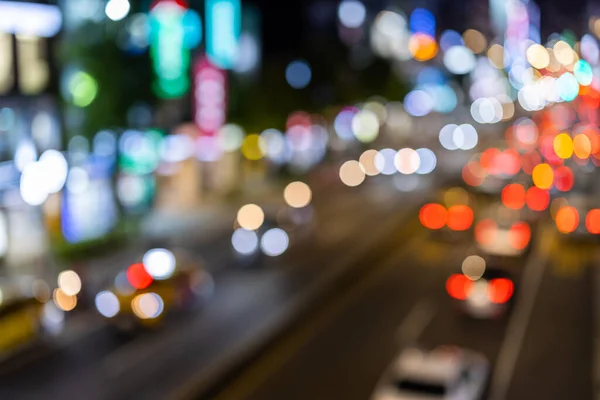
[396,299,437,345]
[488,227,554,400]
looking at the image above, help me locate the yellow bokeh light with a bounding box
[553,133,574,159]
[283,181,312,208]
[553,41,574,65]
[573,134,592,159]
[237,203,265,230]
[359,149,380,176]
[408,33,438,62]
[487,44,504,69]
[462,29,487,54]
[241,134,264,161]
[339,160,365,187]
[53,288,77,312]
[532,163,554,189]
[545,48,561,72]
[526,44,550,69]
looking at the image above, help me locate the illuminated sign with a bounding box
[149,1,202,99]
[206,0,241,69]
[0,1,62,38]
[0,2,61,95]
[193,56,227,136]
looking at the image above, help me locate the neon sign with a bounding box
[206,0,241,69]
[149,0,202,99]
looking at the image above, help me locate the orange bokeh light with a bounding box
[419,203,447,230]
[555,206,579,233]
[586,209,600,234]
[447,205,474,231]
[501,183,526,210]
[573,134,592,159]
[409,33,438,61]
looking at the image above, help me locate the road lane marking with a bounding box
[488,225,554,400]
[396,299,437,345]
[206,233,428,400]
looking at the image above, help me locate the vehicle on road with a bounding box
[94,248,213,332]
[447,258,516,319]
[475,203,531,258]
[371,346,490,399]
[0,276,61,361]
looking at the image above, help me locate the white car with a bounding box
[475,204,531,257]
[371,346,489,400]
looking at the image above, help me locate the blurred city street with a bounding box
[0,0,599,399]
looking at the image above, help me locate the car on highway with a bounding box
[94,248,214,332]
[0,276,62,361]
[371,346,490,400]
[475,203,532,258]
[447,257,516,319]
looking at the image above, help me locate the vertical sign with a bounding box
[193,56,227,136]
[206,0,241,69]
[150,1,189,98]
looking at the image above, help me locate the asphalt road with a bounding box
[210,221,595,400]
[0,176,436,400]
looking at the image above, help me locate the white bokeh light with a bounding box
[95,291,120,318]
[394,148,420,174]
[105,0,130,21]
[39,149,68,193]
[20,162,48,206]
[374,148,397,175]
[260,228,289,256]
[142,248,176,280]
[338,0,366,28]
[232,228,259,255]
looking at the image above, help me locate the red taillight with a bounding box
[586,209,600,234]
[446,274,472,300]
[556,206,579,234]
[501,183,526,210]
[525,186,550,211]
[475,219,497,245]
[447,205,473,231]
[508,222,531,250]
[487,278,514,304]
[127,263,153,290]
[420,203,447,230]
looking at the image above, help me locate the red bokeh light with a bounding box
[487,278,514,304]
[446,274,472,300]
[501,183,526,210]
[419,203,447,230]
[525,187,550,211]
[127,263,153,290]
[508,222,531,250]
[462,162,485,187]
[475,219,497,245]
[446,205,474,231]
[553,166,574,192]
